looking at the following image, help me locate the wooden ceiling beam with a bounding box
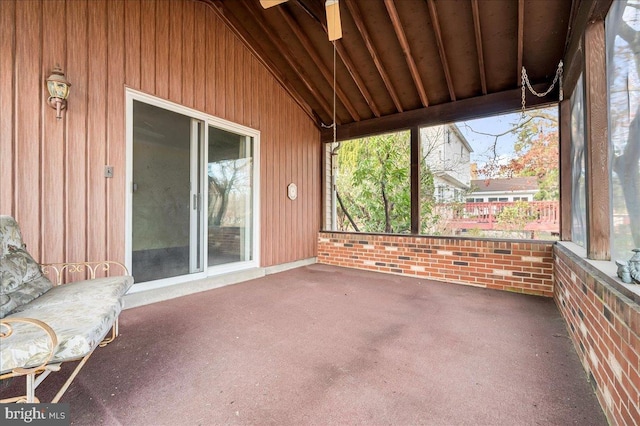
[295,0,382,118]
[384,0,429,107]
[204,0,316,123]
[345,0,404,113]
[517,0,524,87]
[243,2,336,123]
[471,0,487,95]
[320,83,557,143]
[426,0,456,101]
[278,6,360,122]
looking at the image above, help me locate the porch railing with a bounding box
[435,201,559,234]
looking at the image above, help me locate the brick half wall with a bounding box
[554,243,640,425]
[318,232,554,297]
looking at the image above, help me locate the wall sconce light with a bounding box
[46,65,71,120]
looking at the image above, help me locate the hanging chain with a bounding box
[521,60,563,117]
[521,73,526,118]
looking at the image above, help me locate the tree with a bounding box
[469,110,559,201]
[509,115,559,200]
[336,132,411,233]
[208,159,247,227]
[335,126,474,235]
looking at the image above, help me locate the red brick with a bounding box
[623,345,640,375]
[620,403,637,426]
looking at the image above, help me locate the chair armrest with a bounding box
[41,261,130,286]
[0,317,58,377]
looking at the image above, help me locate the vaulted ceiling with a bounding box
[208,0,595,141]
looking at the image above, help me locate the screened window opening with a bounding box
[429,107,559,240]
[570,74,587,248]
[606,1,640,261]
[334,131,411,234]
[327,107,559,240]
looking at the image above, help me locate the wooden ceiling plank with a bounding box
[296,0,382,117]
[205,0,316,123]
[243,2,336,123]
[426,0,456,102]
[320,83,557,143]
[335,41,382,117]
[471,0,487,95]
[279,6,360,122]
[384,0,429,107]
[294,0,327,31]
[517,0,524,87]
[345,0,404,113]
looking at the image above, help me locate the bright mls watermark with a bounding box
[1,404,69,426]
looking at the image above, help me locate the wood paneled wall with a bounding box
[0,0,320,268]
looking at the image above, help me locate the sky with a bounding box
[456,106,558,173]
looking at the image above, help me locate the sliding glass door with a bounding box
[127,92,259,286]
[131,100,204,282]
[207,127,254,267]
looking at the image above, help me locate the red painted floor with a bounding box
[3,264,606,425]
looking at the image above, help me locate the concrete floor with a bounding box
[3,264,606,425]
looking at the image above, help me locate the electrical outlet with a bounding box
[104,166,114,178]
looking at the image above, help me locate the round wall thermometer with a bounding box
[287,183,298,200]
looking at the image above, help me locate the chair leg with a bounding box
[99,319,119,347]
[0,354,94,404]
[0,373,39,403]
[51,352,94,403]
[26,373,36,403]
[1,317,119,403]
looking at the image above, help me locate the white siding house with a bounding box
[421,124,473,202]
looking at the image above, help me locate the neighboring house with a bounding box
[421,124,473,202]
[468,177,539,202]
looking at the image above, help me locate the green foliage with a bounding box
[534,168,559,201]
[419,155,438,233]
[495,200,536,238]
[466,227,484,237]
[336,132,412,233]
[335,128,480,235]
[334,110,560,236]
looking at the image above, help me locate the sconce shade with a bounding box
[46,65,71,120]
[46,66,70,100]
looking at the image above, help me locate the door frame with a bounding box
[125,88,261,293]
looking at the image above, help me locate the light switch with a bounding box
[104,166,114,178]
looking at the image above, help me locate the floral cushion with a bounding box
[0,216,24,258]
[0,275,134,374]
[0,247,54,318]
[10,275,133,313]
[0,215,134,374]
